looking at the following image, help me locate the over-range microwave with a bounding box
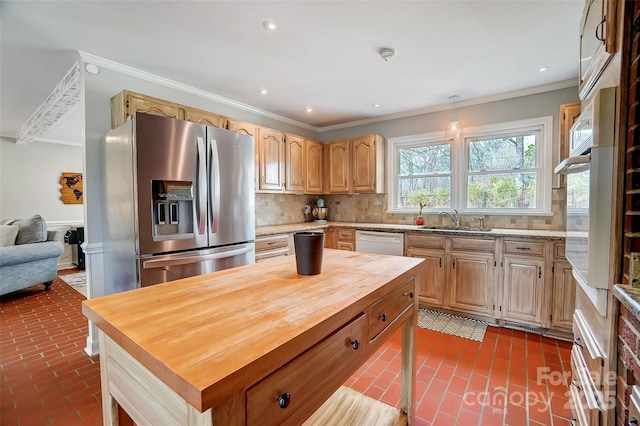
[554,87,616,316]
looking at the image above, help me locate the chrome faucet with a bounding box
[439,209,461,227]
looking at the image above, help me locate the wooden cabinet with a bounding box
[324,135,384,194]
[449,251,495,316]
[111,90,186,129]
[226,119,257,136]
[305,140,323,194]
[551,260,577,331]
[184,107,225,128]
[499,239,547,326]
[258,127,286,191]
[405,247,445,307]
[285,133,305,193]
[255,234,290,262]
[326,228,355,251]
[558,103,581,187]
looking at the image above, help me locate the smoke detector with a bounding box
[379,48,396,62]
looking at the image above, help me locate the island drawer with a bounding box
[246,313,368,426]
[503,240,546,256]
[369,278,415,340]
[405,233,445,250]
[572,310,604,384]
[570,346,604,425]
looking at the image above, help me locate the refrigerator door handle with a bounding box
[209,138,221,235]
[196,136,207,235]
[141,245,254,269]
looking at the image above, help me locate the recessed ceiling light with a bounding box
[260,89,268,95]
[374,104,381,108]
[262,19,277,30]
[84,63,99,75]
[538,65,550,72]
[306,107,312,113]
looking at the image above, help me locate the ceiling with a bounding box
[0,1,583,143]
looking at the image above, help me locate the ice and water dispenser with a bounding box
[152,180,194,239]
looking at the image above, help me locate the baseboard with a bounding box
[58,262,76,270]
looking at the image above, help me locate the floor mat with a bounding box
[59,272,86,297]
[417,308,487,342]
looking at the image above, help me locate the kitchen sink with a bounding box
[421,226,492,232]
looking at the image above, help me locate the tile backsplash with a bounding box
[256,188,566,231]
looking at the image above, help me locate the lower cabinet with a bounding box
[501,255,545,324]
[325,228,355,251]
[449,252,495,316]
[405,232,575,335]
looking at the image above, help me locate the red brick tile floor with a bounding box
[1,271,573,425]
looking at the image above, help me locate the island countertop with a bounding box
[82,249,423,414]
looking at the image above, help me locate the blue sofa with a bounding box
[0,216,64,297]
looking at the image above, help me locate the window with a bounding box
[387,117,553,215]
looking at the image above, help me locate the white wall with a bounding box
[0,138,84,222]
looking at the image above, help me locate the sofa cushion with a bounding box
[0,224,19,247]
[2,215,48,245]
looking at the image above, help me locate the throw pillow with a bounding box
[0,224,19,247]
[14,214,48,245]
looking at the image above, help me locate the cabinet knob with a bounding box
[278,392,291,409]
[351,339,360,350]
[380,313,387,322]
[404,291,414,299]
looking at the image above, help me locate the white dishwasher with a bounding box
[355,230,405,256]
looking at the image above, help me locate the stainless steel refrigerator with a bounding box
[103,112,255,292]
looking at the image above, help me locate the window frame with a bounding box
[386,116,554,215]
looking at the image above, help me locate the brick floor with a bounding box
[1,271,573,425]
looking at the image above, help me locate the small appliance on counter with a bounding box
[312,198,328,223]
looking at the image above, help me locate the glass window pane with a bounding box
[399,144,450,175]
[398,177,451,208]
[468,134,537,171]
[467,173,537,208]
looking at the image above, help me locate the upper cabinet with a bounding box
[558,103,582,187]
[305,140,324,194]
[226,119,257,136]
[259,127,286,192]
[111,90,185,129]
[323,135,385,194]
[284,133,305,193]
[578,0,618,98]
[185,107,225,128]
[111,90,225,130]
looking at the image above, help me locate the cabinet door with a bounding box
[305,140,323,194]
[405,247,445,307]
[325,141,351,193]
[351,136,376,193]
[185,108,225,128]
[259,128,285,191]
[550,260,576,331]
[502,255,545,325]
[226,119,257,136]
[285,134,305,193]
[448,252,494,316]
[127,93,185,122]
[558,103,581,187]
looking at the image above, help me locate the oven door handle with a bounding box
[554,154,591,174]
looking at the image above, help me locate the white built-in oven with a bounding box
[555,87,616,316]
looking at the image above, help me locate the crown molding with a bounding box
[16,61,82,145]
[78,51,319,132]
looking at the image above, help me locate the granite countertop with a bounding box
[613,284,640,318]
[256,221,566,240]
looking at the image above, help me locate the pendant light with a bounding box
[445,95,463,138]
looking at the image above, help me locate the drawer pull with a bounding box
[629,417,639,426]
[573,336,584,348]
[404,291,414,299]
[267,241,276,245]
[516,247,531,251]
[278,392,291,409]
[571,378,581,390]
[380,313,387,322]
[570,419,577,426]
[351,339,360,350]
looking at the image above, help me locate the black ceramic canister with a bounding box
[293,232,325,275]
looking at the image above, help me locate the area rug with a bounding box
[59,272,86,297]
[417,308,487,342]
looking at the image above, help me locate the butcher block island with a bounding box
[82,249,425,425]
